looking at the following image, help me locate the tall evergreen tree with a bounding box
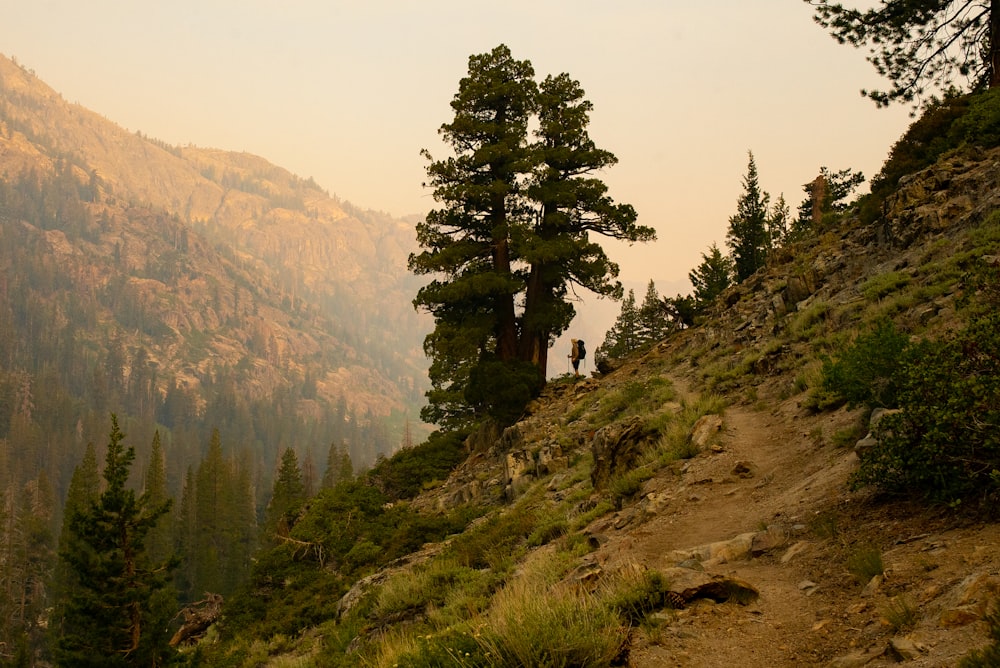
[143,432,173,566]
[726,151,771,282]
[596,289,641,361]
[53,415,176,667]
[411,44,653,426]
[321,441,353,489]
[188,430,256,599]
[410,44,538,428]
[637,280,668,344]
[263,448,305,544]
[520,73,653,375]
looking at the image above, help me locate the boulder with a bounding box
[590,416,653,489]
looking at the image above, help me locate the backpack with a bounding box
[577,340,586,360]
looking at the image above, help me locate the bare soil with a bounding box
[589,369,1000,667]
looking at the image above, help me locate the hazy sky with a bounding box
[2,1,912,354]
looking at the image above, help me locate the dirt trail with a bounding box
[593,374,879,667]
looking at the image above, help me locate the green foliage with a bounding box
[473,577,626,667]
[852,313,1000,503]
[591,376,676,425]
[818,320,911,409]
[411,44,653,427]
[880,595,918,633]
[808,0,996,110]
[368,429,467,501]
[727,151,770,282]
[602,568,676,625]
[447,503,538,572]
[689,243,733,309]
[959,600,1000,667]
[466,358,544,425]
[54,415,177,667]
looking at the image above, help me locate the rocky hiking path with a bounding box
[587,371,999,667]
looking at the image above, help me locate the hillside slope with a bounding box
[0,55,429,492]
[201,144,1000,666]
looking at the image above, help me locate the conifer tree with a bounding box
[411,44,653,427]
[188,430,256,599]
[264,448,305,544]
[321,441,353,489]
[50,442,100,638]
[689,243,734,309]
[637,280,668,344]
[143,431,173,565]
[53,415,176,667]
[596,289,641,361]
[727,151,771,282]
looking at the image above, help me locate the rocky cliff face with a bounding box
[0,54,427,421]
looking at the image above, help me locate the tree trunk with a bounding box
[519,266,550,378]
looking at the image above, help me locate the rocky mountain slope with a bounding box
[207,145,1000,666]
[0,54,428,452]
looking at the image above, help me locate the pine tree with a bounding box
[411,44,653,427]
[689,243,734,309]
[726,151,770,282]
[264,448,305,544]
[188,430,256,599]
[321,441,353,489]
[49,442,100,648]
[143,431,173,565]
[54,415,177,667]
[637,280,668,344]
[596,289,641,361]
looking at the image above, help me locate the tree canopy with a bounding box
[807,0,1000,110]
[410,44,654,428]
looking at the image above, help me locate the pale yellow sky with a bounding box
[2,1,912,354]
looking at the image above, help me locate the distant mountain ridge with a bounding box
[0,53,428,467]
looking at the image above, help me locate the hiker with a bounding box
[569,338,586,377]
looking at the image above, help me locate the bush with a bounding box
[818,320,911,409]
[853,313,1000,503]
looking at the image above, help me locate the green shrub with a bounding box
[852,313,1000,503]
[818,320,911,409]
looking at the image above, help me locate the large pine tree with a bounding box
[411,44,653,427]
[53,415,176,667]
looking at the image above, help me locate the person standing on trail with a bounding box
[569,338,585,377]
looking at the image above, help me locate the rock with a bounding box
[827,650,878,667]
[668,532,757,565]
[590,416,652,490]
[940,605,981,627]
[781,540,812,564]
[887,636,922,661]
[689,414,724,449]
[862,574,884,597]
[731,460,754,478]
[659,566,760,606]
[750,525,787,556]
